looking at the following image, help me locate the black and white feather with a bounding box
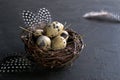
[37,8,52,24]
[83,10,120,22]
[0,55,32,73]
[22,10,39,27]
[22,8,52,27]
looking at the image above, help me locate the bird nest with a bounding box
[20,25,84,69]
[20,8,84,69]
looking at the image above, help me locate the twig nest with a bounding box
[36,35,51,50]
[51,36,67,50]
[44,21,64,38]
[21,26,84,69]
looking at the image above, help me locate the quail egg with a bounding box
[36,35,51,49]
[34,29,43,37]
[44,21,64,38]
[60,30,69,40]
[51,36,67,50]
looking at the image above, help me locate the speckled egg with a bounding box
[36,35,51,49]
[44,21,64,38]
[34,29,43,37]
[60,30,69,40]
[51,36,67,50]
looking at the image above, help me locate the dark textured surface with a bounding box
[0,0,120,80]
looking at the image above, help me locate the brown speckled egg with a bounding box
[44,21,64,38]
[60,30,69,40]
[36,35,51,49]
[51,36,66,50]
[34,29,43,37]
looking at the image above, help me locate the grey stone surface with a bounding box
[0,0,120,80]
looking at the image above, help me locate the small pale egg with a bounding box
[60,30,69,40]
[34,29,43,37]
[51,36,67,50]
[44,21,64,38]
[36,35,51,49]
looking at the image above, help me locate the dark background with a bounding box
[0,0,120,80]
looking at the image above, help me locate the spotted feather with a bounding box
[0,55,32,73]
[22,10,39,27]
[37,8,52,23]
[22,8,52,27]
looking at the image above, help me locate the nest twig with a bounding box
[20,25,84,69]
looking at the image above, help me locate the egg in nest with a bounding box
[44,21,64,38]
